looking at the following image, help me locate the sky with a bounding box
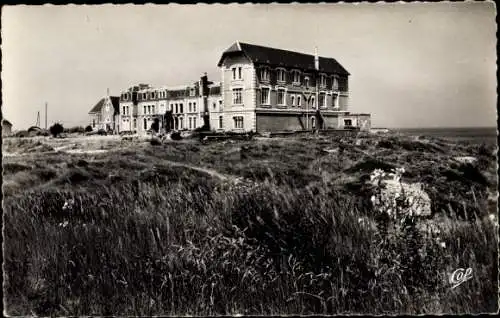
[1,2,497,130]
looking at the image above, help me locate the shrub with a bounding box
[85,125,93,132]
[49,123,64,138]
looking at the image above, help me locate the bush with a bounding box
[85,125,93,132]
[67,126,85,134]
[49,123,64,138]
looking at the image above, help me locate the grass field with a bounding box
[2,132,498,315]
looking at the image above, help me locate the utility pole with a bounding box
[45,102,48,130]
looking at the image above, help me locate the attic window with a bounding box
[292,70,301,84]
[260,68,270,82]
[277,69,286,82]
[332,76,339,91]
[320,74,327,87]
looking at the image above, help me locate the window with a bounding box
[148,105,151,114]
[310,96,315,108]
[219,100,223,109]
[123,106,126,114]
[297,95,301,107]
[152,105,155,114]
[193,118,197,128]
[293,70,301,84]
[277,89,286,105]
[92,119,95,128]
[213,102,216,110]
[319,93,326,108]
[190,88,195,97]
[193,102,196,112]
[175,104,178,113]
[260,68,270,81]
[133,118,137,128]
[320,74,327,87]
[188,102,192,112]
[233,116,244,129]
[144,106,147,114]
[311,117,316,129]
[232,88,243,104]
[180,103,183,113]
[333,76,339,91]
[277,69,286,82]
[291,95,295,106]
[180,118,183,129]
[232,67,243,80]
[143,93,147,100]
[261,87,270,105]
[143,118,147,130]
[332,94,339,108]
[219,116,223,129]
[344,119,352,127]
[189,117,192,129]
[304,77,310,89]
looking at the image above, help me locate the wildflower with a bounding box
[62,199,75,211]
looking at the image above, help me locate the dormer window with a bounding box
[190,88,195,97]
[320,74,327,87]
[292,70,301,84]
[332,76,339,91]
[260,68,270,82]
[304,77,310,89]
[277,69,286,82]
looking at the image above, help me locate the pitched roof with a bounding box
[89,98,105,114]
[217,42,350,76]
[89,96,120,114]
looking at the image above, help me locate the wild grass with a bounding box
[2,133,498,315]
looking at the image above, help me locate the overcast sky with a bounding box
[1,3,497,130]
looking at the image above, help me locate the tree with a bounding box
[85,125,93,132]
[49,123,64,137]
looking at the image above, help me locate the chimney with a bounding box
[201,72,209,97]
[314,47,319,71]
[107,88,110,96]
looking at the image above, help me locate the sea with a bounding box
[392,127,498,144]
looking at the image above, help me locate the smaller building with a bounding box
[89,95,120,132]
[2,119,13,136]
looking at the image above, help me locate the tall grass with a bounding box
[3,175,498,315]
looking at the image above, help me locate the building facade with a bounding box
[217,42,369,133]
[88,95,120,132]
[90,42,369,134]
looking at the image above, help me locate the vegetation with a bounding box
[85,125,93,132]
[2,132,498,315]
[49,123,64,137]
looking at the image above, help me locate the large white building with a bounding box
[90,42,370,134]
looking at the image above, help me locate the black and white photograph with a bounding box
[1,2,498,316]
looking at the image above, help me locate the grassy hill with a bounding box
[2,132,498,315]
